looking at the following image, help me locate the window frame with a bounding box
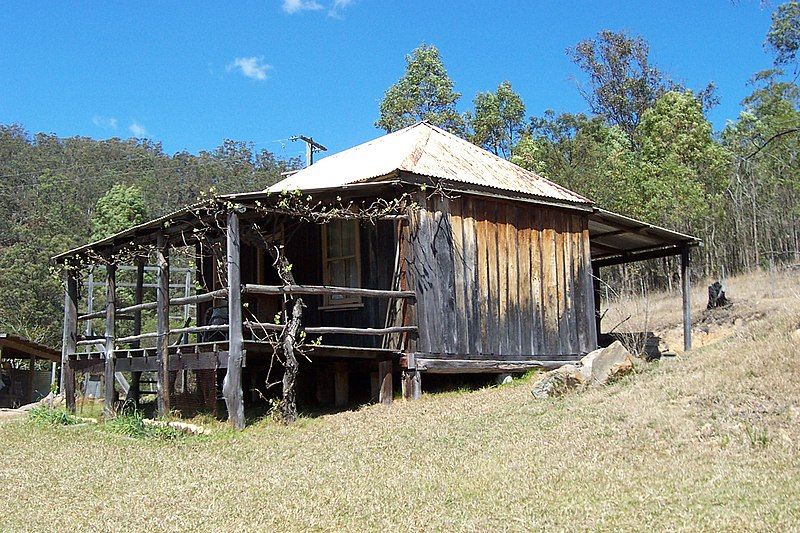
[320,219,362,309]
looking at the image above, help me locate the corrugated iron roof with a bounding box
[268,122,591,206]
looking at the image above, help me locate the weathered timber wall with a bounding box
[409,193,596,357]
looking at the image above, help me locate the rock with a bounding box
[495,373,513,386]
[578,341,634,387]
[658,338,676,357]
[791,329,800,342]
[531,364,585,399]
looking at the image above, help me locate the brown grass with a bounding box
[1,270,799,531]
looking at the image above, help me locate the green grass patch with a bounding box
[27,406,82,426]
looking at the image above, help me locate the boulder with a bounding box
[579,341,634,387]
[531,364,585,399]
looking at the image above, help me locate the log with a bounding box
[378,360,392,405]
[681,247,692,351]
[60,275,78,413]
[156,234,171,416]
[223,211,245,430]
[116,324,228,344]
[128,259,145,406]
[78,289,228,320]
[243,321,416,337]
[242,284,415,299]
[334,362,349,407]
[104,264,117,418]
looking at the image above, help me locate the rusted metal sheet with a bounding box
[269,122,591,206]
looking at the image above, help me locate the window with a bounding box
[321,220,361,308]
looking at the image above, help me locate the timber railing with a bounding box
[241,284,417,338]
[74,284,416,347]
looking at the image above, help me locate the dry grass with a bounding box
[2,270,800,531]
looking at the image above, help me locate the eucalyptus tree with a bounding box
[376,44,465,135]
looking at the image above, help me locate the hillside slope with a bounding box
[1,270,799,531]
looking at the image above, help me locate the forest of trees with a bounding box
[377,2,799,285]
[0,1,798,347]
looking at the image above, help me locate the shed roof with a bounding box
[0,334,60,363]
[268,122,592,207]
[589,209,699,266]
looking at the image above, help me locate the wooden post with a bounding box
[223,211,245,430]
[156,235,171,416]
[378,360,393,405]
[402,370,421,401]
[592,265,602,344]
[681,247,692,352]
[60,274,78,413]
[27,354,36,404]
[334,362,349,407]
[104,263,117,418]
[128,258,145,406]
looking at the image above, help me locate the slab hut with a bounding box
[53,122,698,428]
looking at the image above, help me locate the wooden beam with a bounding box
[593,265,602,343]
[27,354,36,404]
[60,274,78,413]
[128,258,145,406]
[104,263,117,418]
[71,350,240,373]
[334,362,349,407]
[681,247,692,352]
[415,358,570,373]
[591,245,690,267]
[156,234,171,416]
[223,211,245,430]
[378,360,392,405]
[243,322,416,336]
[242,284,415,299]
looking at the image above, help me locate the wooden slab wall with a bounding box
[410,194,595,357]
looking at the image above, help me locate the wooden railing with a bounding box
[74,284,415,347]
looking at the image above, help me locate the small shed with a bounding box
[0,334,60,407]
[52,122,698,428]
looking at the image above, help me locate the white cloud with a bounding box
[282,0,323,14]
[328,0,353,17]
[228,56,271,81]
[129,122,148,137]
[92,115,118,130]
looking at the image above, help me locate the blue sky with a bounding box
[0,1,777,162]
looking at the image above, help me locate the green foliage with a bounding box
[376,44,465,134]
[0,127,299,348]
[635,91,728,230]
[768,0,800,69]
[105,409,184,440]
[569,30,717,143]
[28,406,81,426]
[468,81,526,158]
[91,184,146,240]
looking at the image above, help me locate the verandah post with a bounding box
[127,257,145,406]
[681,247,692,352]
[378,360,393,405]
[223,210,245,430]
[104,263,117,418]
[156,234,171,416]
[60,273,78,413]
[592,265,602,345]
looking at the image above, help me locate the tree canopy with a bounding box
[376,44,465,134]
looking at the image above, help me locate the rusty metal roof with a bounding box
[589,208,700,266]
[268,122,591,206]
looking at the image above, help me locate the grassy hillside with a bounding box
[2,270,799,531]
